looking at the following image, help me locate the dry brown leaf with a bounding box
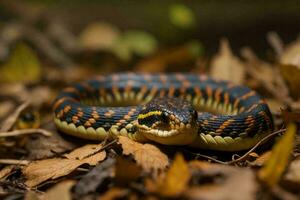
[0,101,14,119]
[210,38,245,84]
[118,136,168,172]
[81,151,107,166]
[156,153,190,197]
[25,127,76,160]
[135,42,201,72]
[64,143,106,166]
[280,37,300,68]
[23,158,83,187]
[115,157,142,185]
[23,143,106,187]
[284,158,300,185]
[250,151,272,167]
[79,22,120,51]
[185,164,257,200]
[41,180,75,200]
[64,143,104,160]
[241,47,276,85]
[265,99,284,115]
[189,160,215,170]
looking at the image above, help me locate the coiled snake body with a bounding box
[53,73,273,151]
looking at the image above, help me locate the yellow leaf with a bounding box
[118,136,168,172]
[169,4,196,29]
[157,153,190,197]
[279,64,300,99]
[258,123,296,186]
[0,43,41,83]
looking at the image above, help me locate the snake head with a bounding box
[136,97,198,145]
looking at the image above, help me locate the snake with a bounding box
[53,73,273,151]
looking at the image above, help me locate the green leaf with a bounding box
[258,123,296,187]
[112,30,157,61]
[0,43,41,83]
[169,4,196,29]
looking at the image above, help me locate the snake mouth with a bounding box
[137,121,193,137]
[136,121,198,145]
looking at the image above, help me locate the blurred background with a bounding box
[0,0,300,73]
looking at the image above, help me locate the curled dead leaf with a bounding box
[118,136,168,172]
[186,161,257,200]
[210,38,245,84]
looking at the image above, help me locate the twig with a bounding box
[0,159,30,165]
[0,101,29,132]
[0,128,52,137]
[267,32,284,57]
[193,128,286,165]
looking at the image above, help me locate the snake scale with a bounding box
[53,73,273,151]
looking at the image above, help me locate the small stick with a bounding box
[0,128,52,137]
[0,101,29,132]
[267,32,284,57]
[193,128,286,165]
[0,159,30,165]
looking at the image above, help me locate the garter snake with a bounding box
[53,73,273,151]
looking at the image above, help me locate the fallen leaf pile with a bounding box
[1,2,300,199]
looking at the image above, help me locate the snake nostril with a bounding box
[161,112,169,123]
[193,110,198,119]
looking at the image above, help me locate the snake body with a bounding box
[53,73,273,151]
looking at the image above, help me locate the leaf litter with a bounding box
[0,10,300,199]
